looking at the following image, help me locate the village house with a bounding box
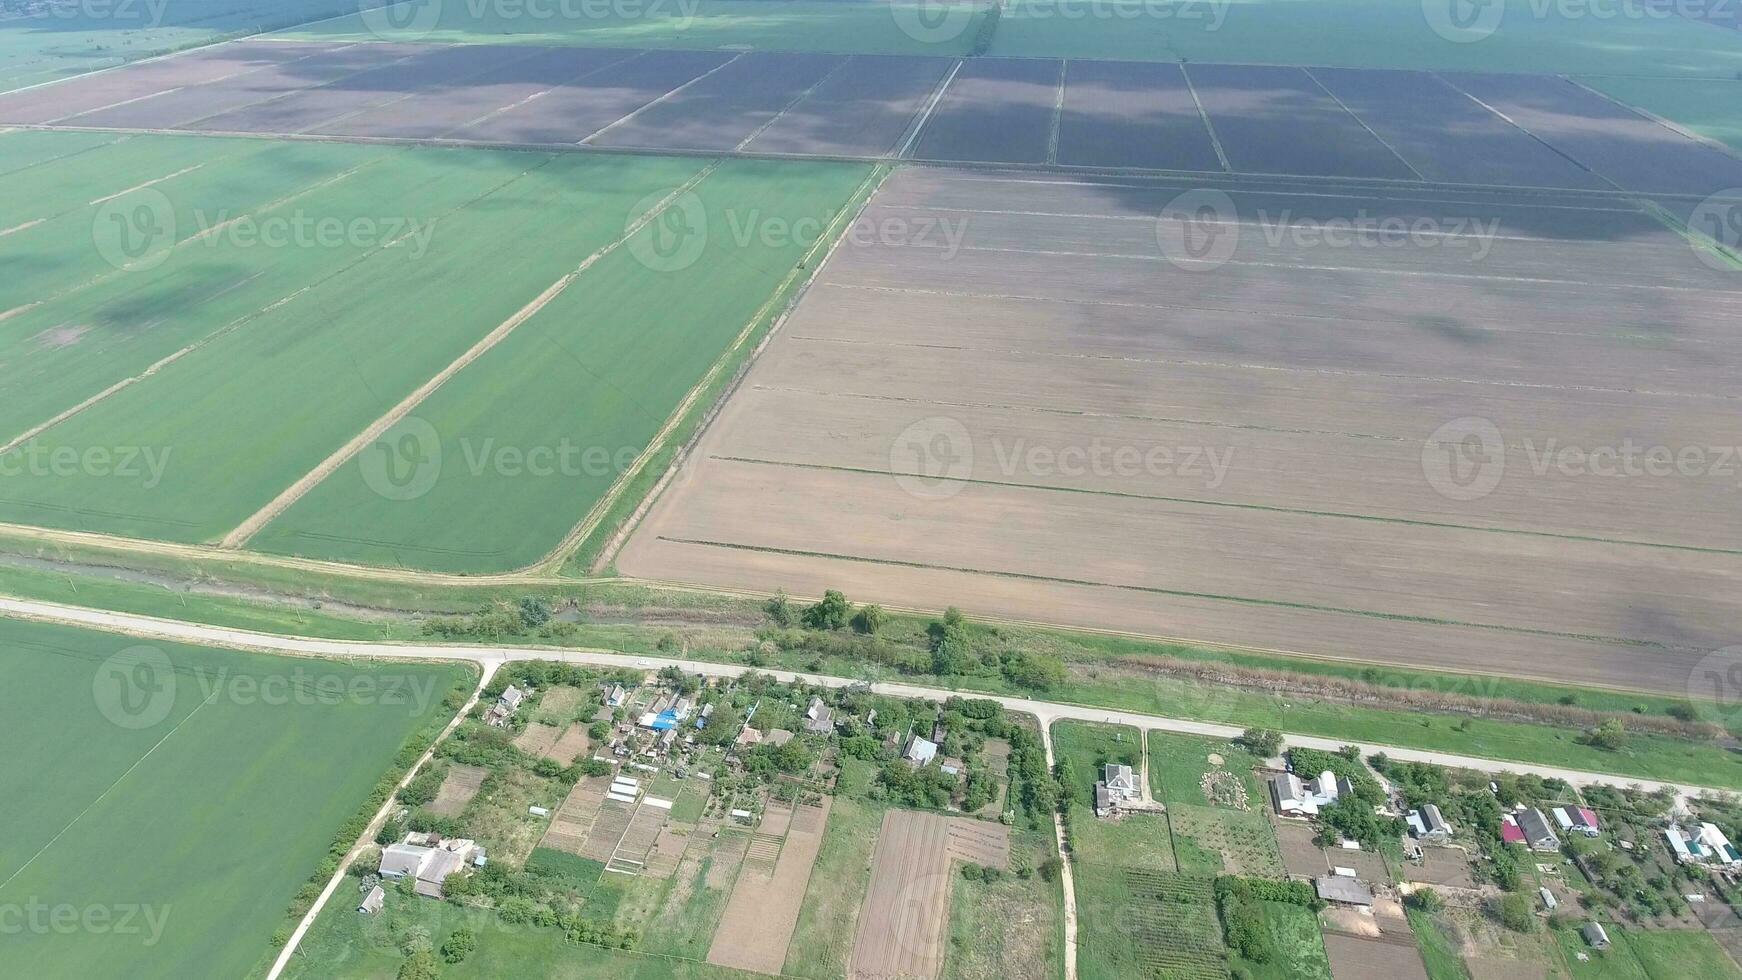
[803,696,834,735]
[1406,804,1452,843]
[484,684,527,727]
[1552,805,1601,838]
[1666,822,1742,867]
[1500,808,1561,852]
[1269,770,1351,817]
[378,835,485,899]
[904,734,939,767]
[1314,875,1374,909]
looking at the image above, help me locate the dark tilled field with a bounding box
[1054,60,1223,171]
[1310,67,1611,190]
[448,48,730,144]
[1182,63,1419,180]
[589,51,844,151]
[1441,72,1742,196]
[911,56,1061,164]
[743,54,953,157]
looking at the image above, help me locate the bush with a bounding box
[1582,719,1628,751]
[853,603,886,635]
[1239,728,1283,758]
[1495,892,1536,932]
[803,590,853,631]
[397,951,440,980]
[440,928,476,964]
[1405,887,1444,913]
[765,590,795,627]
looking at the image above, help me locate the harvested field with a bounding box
[539,774,610,855]
[1273,819,1330,878]
[708,797,832,975]
[619,167,1742,694]
[427,763,489,818]
[1322,932,1432,980]
[849,810,1011,980]
[515,723,563,757]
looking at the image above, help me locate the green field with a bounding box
[0,0,376,92]
[987,0,1742,76]
[250,158,874,574]
[0,132,867,574]
[1146,731,1267,808]
[283,0,990,56]
[1554,926,1742,980]
[1232,901,1331,980]
[1580,76,1742,153]
[0,615,468,979]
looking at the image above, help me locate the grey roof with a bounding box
[358,884,385,914]
[905,735,939,764]
[1518,808,1560,846]
[379,843,430,877]
[1094,783,1113,813]
[1314,876,1375,906]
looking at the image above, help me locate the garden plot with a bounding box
[708,797,831,975]
[427,763,489,818]
[848,810,1011,980]
[538,774,611,855]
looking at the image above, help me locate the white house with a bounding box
[1103,764,1140,801]
[904,734,939,767]
[1552,806,1601,838]
[1407,804,1452,843]
[1270,771,1350,817]
[377,836,481,899]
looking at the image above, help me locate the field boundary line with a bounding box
[265,657,496,980]
[219,161,726,550]
[653,536,1693,654]
[0,688,215,892]
[1302,67,1425,182]
[1179,65,1232,173]
[709,454,1742,557]
[579,53,746,145]
[88,163,204,205]
[563,163,895,575]
[1427,72,1620,191]
[896,59,962,159]
[1046,60,1067,166]
[448,48,650,136]
[734,56,853,153]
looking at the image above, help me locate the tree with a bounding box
[803,590,853,631]
[397,952,440,980]
[518,596,552,628]
[440,928,476,964]
[1001,652,1064,691]
[1495,892,1536,933]
[765,590,795,627]
[1238,728,1283,758]
[398,925,433,957]
[1585,719,1628,751]
[1405,887,1444,914]
[853,603,886,635]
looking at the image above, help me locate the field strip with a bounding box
[87,163,205,205]
[0,690,214,891]
[1302,67,1426,182]
[820,281,1731,344]
[5,160,374,324]
[912,241,1742,291]
[886,189,1650,215]
[49,86,190,124]
[1639,197,1742,272]
[653,536,1692,653]
[1560,74,1742,164]
[0,155,546,455]
[171,46,421,132]
[734,57,853,152]
[783,334,1740,402]
[450,49,652,136]
[1426,72,1619,190]
[220,162,727,550]
[579,53,747,145]
[0,218,44,238]
[560,164,896,574]
[712,455,1742,557]
[295,44,555,136]
[1181,66,1233,173]
[0,133,124,178]
[44,44,357,125]
[1046,60,1067,166]
[896,59,963,159]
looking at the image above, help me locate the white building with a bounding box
[378,836,482,899]
[1270,770,1351,817]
